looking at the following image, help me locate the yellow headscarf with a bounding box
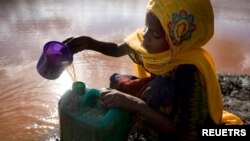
[124,0,243,125]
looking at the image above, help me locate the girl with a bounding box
[63,0,243,140]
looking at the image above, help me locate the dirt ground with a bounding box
[218,74,250,125]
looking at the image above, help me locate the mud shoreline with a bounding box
[218,73,250,125]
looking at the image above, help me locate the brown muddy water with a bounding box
[0,0,249,140]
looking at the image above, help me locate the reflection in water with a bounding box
[210,0,250,74]
[0,0,250,140]
[205,36,250,74]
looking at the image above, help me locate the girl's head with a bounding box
[146,0,214,54]
[142,12,170,53]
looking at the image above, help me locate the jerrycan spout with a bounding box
[58,81,132,141]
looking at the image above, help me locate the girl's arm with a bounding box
[100,89,178,136]
[63,36,129,57]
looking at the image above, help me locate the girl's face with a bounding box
[142,12,170,53]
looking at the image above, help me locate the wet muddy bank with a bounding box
[218,73,250,125]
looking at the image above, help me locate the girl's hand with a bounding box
[101,89,177,136]
[100,89,145,112]
[62,36,91,54]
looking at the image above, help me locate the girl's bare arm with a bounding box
[63,36,129,57]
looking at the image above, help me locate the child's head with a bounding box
[142,12,170,53]
[146,0,214,53]
[124,0,215,77]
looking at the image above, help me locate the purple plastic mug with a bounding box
[37,41,73,80]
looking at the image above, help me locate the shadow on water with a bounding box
[0,0,249,140]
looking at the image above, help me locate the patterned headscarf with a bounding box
[124,0,223,124]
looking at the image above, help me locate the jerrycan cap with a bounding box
[72,81,86,96]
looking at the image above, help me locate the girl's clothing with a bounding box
[125,31,224,124]
[110,64,216,141]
